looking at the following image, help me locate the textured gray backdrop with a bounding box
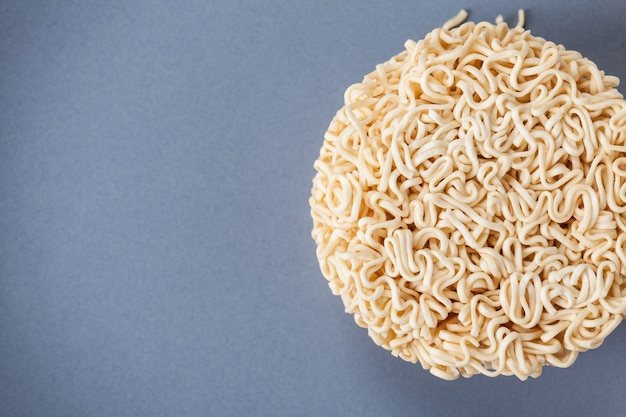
[1,1,626,416]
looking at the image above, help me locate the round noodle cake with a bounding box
[310,11,626,380]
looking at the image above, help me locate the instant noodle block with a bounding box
[310,10,626,380]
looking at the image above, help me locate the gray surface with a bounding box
[1,1,626,416]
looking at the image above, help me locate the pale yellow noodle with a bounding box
[310,10,626,380]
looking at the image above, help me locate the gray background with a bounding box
[1,1,626,416]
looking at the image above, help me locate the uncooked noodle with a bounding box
[310,10,626,379]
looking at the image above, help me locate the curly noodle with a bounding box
[310,10,626,380]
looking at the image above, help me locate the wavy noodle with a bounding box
[310,10,626,380]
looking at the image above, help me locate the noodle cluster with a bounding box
[310,13,626,380]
